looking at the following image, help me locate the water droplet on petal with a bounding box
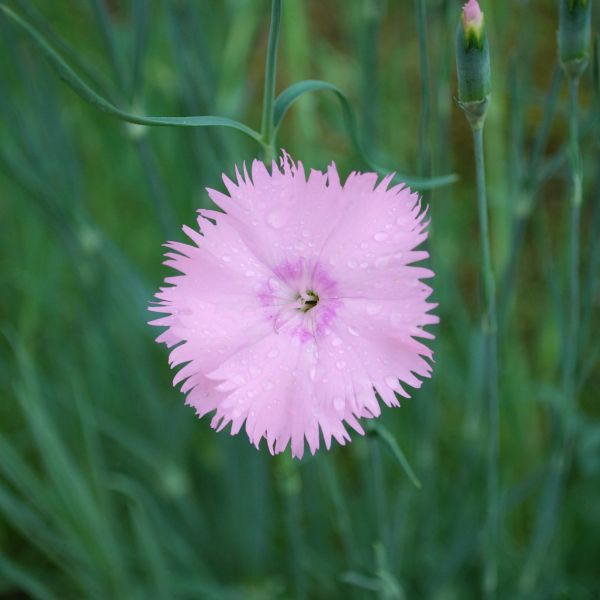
[390,313,406,327]
[375,256,390,269]
[347,326,360,336]
[267,349,279,358]
[333,397,345,411]
[332,337,342,347]
[366,302,382,316]
[309,367,316,381]
[374,232,388,242]
[385,376,398,390]
[266,209,287,229]
[245,270,256,277]
[336,360,346,370]
[222,255,232,262]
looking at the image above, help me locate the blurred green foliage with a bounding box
[0,0,599,598]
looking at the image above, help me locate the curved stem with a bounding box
[519,74,583,594]
[472,126,499,599]
[416,0,431,182]
[260,0,282,163]
[563,77,582,406]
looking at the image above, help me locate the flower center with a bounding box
[298,290,319,313]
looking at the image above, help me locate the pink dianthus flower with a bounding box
[150,153,438,458]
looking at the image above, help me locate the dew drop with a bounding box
[375,256,390,269]
[360,262,369,269]
[384,376,398,390]
[360,242,369,249]
[347,260,357,269]
[336,360,346,370]
[222,255,232,262]
[309,367,316,381]
[347,326,360,336]
[332,337,342,347]
[266,209,287,229]
[374,232,388,242]
[390,312,405,327]
[245,270,256,277]
[333,397,345,411]
[366,302,382,316]
[263,380,274,390]
[267,349,279,358]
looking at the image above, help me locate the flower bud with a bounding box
[559,0,592,79]
[456,0,491,128]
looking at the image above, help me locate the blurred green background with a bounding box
[1,0,599,598]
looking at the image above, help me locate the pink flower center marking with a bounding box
[257,258,341,343]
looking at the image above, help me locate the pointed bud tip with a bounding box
[462,0,483,29]
[456,0,490,116]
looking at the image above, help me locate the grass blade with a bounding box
[274,80,458,190]
[1,5,262,142]
[368,422,422,489]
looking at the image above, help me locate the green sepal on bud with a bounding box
[456,0,491,129]
[559,0,592,79]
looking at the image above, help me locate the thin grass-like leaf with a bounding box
[367,422,422,488]
[0,555,59,600]
[111,476,171,597]
[273,80,458,190]
[1,5,262,142]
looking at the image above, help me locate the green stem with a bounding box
[360,0,383,155]
[472,126,499,599]
[519,74,583,594]
[89,0,127,93]
[563,77,581,408]
[260,0,282,164]
[498,67,563,326]
[416,0,431,181]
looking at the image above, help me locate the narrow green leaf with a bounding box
[273,80,458,190]
[1,5,262,142]
[0,555,59,600]
[0,482,73,570]
[14,0,121,104]
[368,422,422,488]
[110,476,171,597]
[340,571,380,591]
[89,0,127,92]
[130,0,150,98]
